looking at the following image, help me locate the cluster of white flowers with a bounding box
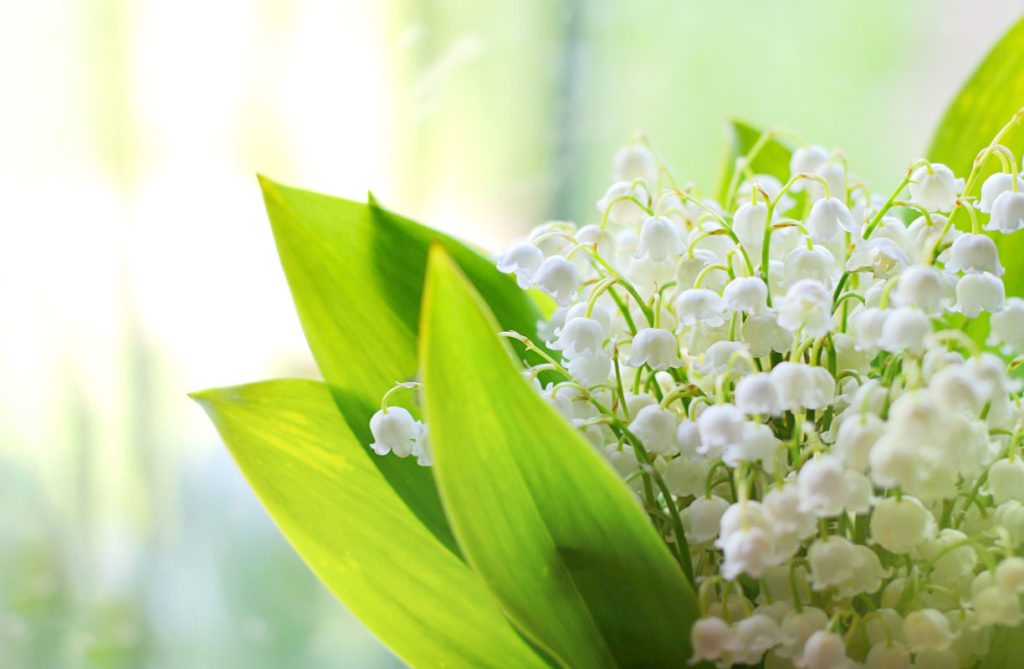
[371,115,1024,667]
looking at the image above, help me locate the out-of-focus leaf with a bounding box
[926,15,1024,306]
[420,245,700,668]
[259,177,544,548]
[714,119,794,204]
[980,623,1024,669]
[192,379,551,668]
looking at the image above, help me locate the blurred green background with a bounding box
[2,0,1022,666]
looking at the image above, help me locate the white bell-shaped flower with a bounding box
[576,223,617,260]
[776,279,834,337]
[677,249,723,291]
[675,288,726,328]
[369,407,424,458]
[532,255,580,305]
[741,314,793,356]
[975,585,1024,627]
[927,364,984,416]
[763,483,817,541]
[909,164,964,212]
[807,163,847,203]
[980,171,1024,212]
[553,317,605,360]
[847,238,910,279]
[729,614,781,666]
[628,404,679,456]
[986,190,1024,233]
[995,556,1024,593]
[724,422,778,471]
[720,527,776,580]
[733,202,772,251]
[807,197,857,241]
[596,180,649,227]
[850,306,889,350]
[567,353,611,387]
[784,245,836,287]
[662,455,709,497]
[956,272,1005,317]
[833,414,884,471]
[870,496,936,554]
[496,242,544,289]
[635,216,684,261]
[903,609,953,653]
[798,456,849,517]
[947,233,1003,276]
[988,458,1024,504]
[628,328,680,370]
[992,297,1024,349]
[892,265,944,313]
[675,420,702,457]
[864,642,910,669]
[686,495,730,543]
[735,373,783,416]
[612,144,658,183]
[802,631,853,669]
[776,608,828,662]
[722,276,768,314]
[697,403,747,453]
[790,144,830,179]
[690,617,734,664]
[878,306,931,354]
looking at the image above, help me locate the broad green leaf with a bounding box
[259,177,544,548]
[714,119,794,205]
[191,379,550,668]
[927,15,1024,307]
[420,245,700,668]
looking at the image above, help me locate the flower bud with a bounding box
[992,297,1024,350]
[798,456,849,517]
[697,403,747,453]
[735,373,783,416]
[878,306,930,355]
[988,458,1024,504]
[802,631,852,669]
[686,495,730,543]
[596,181,648,226]
[690,617,733,663]
[903,609,953,652]
[892,265,944,313]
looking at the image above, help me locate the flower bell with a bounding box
[627,327,680,370]
[612,143,658,184]
[776,279,834,338]
[496,242,543,288]
[532,255,580,305]
[909,163,964,212]
[806,197,857,241]
[369,407,425,459]
[635,216,684,261]
[675,288,726,328]
[553,316,605,359]
[956,272,1005,318]
[986,190,1024,233]
[979,171,1024,213]
[722,276,768,314]
[947,233,1003,275]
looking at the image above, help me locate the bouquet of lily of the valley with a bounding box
[195,17,1024,669]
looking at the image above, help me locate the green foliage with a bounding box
[714,119,794,205]
[260,177,545,548]
[420,246,700,668]
[192,379,550,668]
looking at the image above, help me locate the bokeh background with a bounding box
[3,0,1024,666]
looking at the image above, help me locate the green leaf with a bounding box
[926,15,1024,305]
[419,245,701,667]
[259,177,544,548]
[980,623,1024,668]
[191,379,550,668]
[714,119,794,205]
